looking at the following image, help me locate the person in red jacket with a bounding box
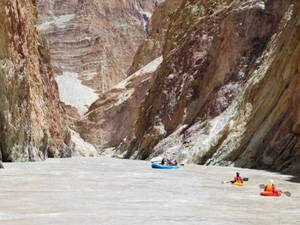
[231,172,243,184]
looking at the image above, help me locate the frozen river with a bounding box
[0,157,299,225]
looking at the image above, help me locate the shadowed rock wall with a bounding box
[0,0,72,161]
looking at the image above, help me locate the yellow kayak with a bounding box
[232,182,243,186]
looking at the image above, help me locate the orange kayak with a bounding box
[260,191,281,197]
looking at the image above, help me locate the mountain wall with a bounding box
[116,0,299,174]
[0,0,72,161]
[37,0,157,96]
[75,0,182,150]
[76,56,162,151]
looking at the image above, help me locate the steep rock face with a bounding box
[76,56,162,150]
[0,0,71,161]
[118,0,299,173]
[75,0,179,150]
[37,0,157,96]
[127,0,184,75]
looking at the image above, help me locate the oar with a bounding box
[221,180,231,184]
[259,184,291,197]
[222,177,249,184]
[282,191,292,197]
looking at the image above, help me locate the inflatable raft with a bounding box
[260,191,282,197]
[151,162,180,169]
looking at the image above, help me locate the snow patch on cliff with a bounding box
[239,1,266,10]
[105,56,163,110]
[37,14,75,31]
[283,4,295,22]
[55,72,99,115]
[115,56,163,89]
[111,89,135,109]
[136,55,163,74]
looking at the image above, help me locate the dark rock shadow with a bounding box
[286,175,300,184]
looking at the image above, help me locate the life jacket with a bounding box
[264,183,275,192]
[232,176,243,183]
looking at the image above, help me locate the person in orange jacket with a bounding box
[264,179,279,193]
[231,172,243,184]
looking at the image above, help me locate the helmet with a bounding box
[236,172,240,176]
[269,179,274,183]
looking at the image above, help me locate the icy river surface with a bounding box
[0,157,299,225]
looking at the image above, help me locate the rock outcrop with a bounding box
[0,0,72,161]
[76,56,163,150]
[127,0,184,74]
[116,0,299,174]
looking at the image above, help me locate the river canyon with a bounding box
[0,0,299,223]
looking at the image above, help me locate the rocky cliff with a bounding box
[76,0,182,151]
[0,0,72,161]
[76,56,162,151]
[115,0,299,174]
[127,0,184,75]
[36,0,159,114]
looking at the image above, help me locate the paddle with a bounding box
[222,177,249,184]
[259,184,291,197]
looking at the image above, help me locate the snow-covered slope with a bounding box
[55,72,99,115]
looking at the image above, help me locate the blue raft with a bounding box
[151,162,180,169]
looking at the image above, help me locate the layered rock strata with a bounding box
[0,0,72,161]
[117,0,299,173]
[37,0,158,94]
